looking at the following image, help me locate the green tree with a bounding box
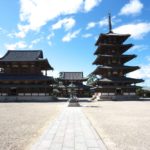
[86,74,99,86]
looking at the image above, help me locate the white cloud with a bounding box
[127,63,150,86]
[47,32,55,40]
[86,15,120,30]
[119,0,143,16]
[15,31,26,38]
[46,32,55,46]
[127,65,150,86]
[114,22,150,39]
[128,64,150,79]
[5,41,27,50]
[127,70,142,79]
[82,33,92,38]
[31,38,42,45]
[47,70,59,78]
[52,17,76,31]
[99,16,121,28]
[15,24,31,38]
[86,22,97,30]
[48,41,52,46]
[7,25,30,39]
[29,37,43,48]
[84,0,102,12]
[62,29,81,42]
[17,0,101,38]
[99,17,108,27]
[129,45,149,52]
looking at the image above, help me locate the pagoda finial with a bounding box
[108,13,113,33]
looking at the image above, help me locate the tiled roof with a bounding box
[0,50,54,70]
[59,72,87,81]
[93,54,136,65]
[0,84,51,88]
[94,44,133,55]
[97,77,144,83]
[0,50,43,61]
[95,33,130,46]
[0,74,54,81]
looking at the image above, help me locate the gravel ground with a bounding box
[82,100,150,150]
[0,102,66,150]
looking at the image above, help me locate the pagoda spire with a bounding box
[108,13,113,33]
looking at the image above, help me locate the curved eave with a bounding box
[0,50,43,61]
[0,85,53,88]
[96,78,144,84]
[93,66,140,74]
[0,59,54,70]
[93,54,137,65]
[94,44,133,55]
[0,75,55,82]
[92,85,141,90]
[58,78,88,82]
[76,84,90,90]
[95,33,131,46]
[0,51,10,60]
[39,59,54,70]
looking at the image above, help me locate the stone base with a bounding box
[98,95,139,101]
[68,98,80,107]
[68,102,80,107]
[0,96,58,102]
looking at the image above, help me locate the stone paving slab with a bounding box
[31,106,107,150]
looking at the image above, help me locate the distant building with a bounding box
[0,50,54,101]
[92,14,144,100]
[58,72,90,97]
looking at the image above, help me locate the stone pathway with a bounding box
[31,106,107,150]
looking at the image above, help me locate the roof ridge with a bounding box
[0,50,44,61]
[7,50,42,52]
[60,71,83,73]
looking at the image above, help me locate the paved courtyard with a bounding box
[31,107,107,150]
[0,102,66,150]
[83,100,150,150]
[1,100,150,150]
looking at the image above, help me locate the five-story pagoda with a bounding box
[92,14,144,100]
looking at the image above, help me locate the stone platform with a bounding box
[0,96,58,102]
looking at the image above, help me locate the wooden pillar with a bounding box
[45,70,47,76]
[45,86,46,96]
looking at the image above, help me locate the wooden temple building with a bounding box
[92,14,144,100]
[58,72,90,97]
[0,50,54,101]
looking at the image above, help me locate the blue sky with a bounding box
[0,0,150,86]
